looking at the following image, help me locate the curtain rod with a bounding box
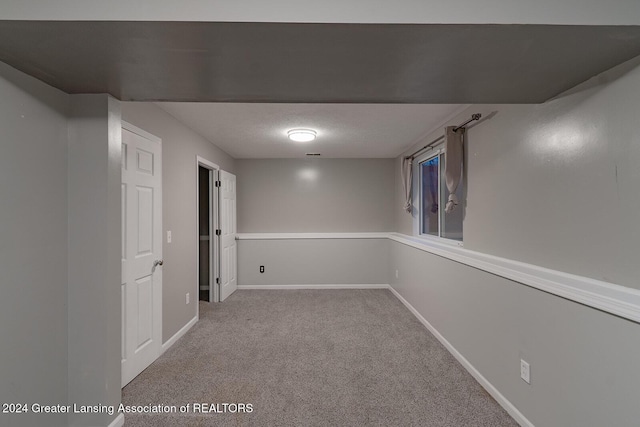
[405,113,481,160]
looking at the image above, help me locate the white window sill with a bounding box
[412,233,464,248]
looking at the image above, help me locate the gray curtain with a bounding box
[444,126,464,213]
[401,156,413,213]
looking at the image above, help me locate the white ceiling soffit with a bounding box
[1,22,640,103]
[156,103,465,158]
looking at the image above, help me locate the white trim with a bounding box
[412,148,464,246]
[108,413,125,427]
[212,169,220,303]
[161,315,198,354]
[196,155,219,171]
[414,149,444,238]
[236,232,390,240]
[196,156,221,308]
[389,233,640,324]
[235,232,640,324]
[409,230,463,247]
[238,284,390,290]
[387,286,534,427]
[121,120,162,144]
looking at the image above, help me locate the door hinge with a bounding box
[215,229,221,236]
[216,277,220,284]
[215,180,221,187]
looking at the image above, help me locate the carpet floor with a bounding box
[122,289,518,426]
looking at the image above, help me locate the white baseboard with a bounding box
[161,315,198,354]
[238,284,390,290]
[387,286,534,427]
[108,413,124,427]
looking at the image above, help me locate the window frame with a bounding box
[412,144,464,247]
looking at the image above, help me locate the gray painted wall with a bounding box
[3,0,640,25]
[396,56,640,290]
[237,158,394,233]
[238,239,389,286]
[390,241,640,427]
[0,62,69,427]
[236,158,394,286]
[67,94,122,427]
[392,56,640,426]
[121,102,236,342]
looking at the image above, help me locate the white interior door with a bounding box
[219,170,237,301]
[121,122,162,387]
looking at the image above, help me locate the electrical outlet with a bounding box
[259,266,265,273]
[186,293,190,305]
[395,269,399,278]
[520,359,530,384]
[167,230,172,243]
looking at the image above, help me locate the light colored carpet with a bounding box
[122,289,518,426]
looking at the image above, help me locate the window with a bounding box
[414,145,463,242]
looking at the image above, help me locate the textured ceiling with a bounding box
[1,21,640,103]
[156,103,466,158]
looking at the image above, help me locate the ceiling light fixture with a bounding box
[287,129,317,142]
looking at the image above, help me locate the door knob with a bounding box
[152,259,164,273]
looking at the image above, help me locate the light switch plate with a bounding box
[520,359,530,384]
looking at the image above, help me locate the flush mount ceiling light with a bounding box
[287,129,317,142]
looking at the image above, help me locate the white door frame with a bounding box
[196,156,220,311]
[218,170,237,301]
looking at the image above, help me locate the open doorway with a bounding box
[197,157,220,303]
[196,156,238,307]
[198,165,211,301]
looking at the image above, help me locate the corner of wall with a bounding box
[67,94,122,426]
